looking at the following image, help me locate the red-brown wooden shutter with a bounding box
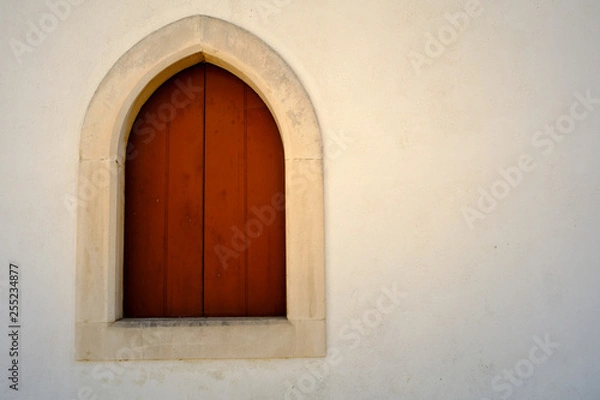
[123,63,285,318]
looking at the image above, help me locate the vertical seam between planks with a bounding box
[163,97,170,317]
[201,64,207,317]
[244,85,249,316]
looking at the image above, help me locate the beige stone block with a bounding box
[80,16,204,161]
[200,17,322,160]
[79,14,324,162]
[291,319,327,357]
[76,159,122,323]
[77,319,322,360]
[286,159,326,321]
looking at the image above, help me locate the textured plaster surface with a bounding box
[1,1,600,399]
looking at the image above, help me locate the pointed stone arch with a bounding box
[76,16,325,359]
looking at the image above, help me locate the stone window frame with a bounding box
[75,15,325,360]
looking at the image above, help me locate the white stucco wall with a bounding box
[1,0,599,399]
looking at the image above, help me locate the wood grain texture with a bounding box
[124,63,285,318]
[203,64,248,316]
[245,87,286,316]
[164,65,205,317]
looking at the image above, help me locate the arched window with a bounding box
[75,16,325,360]
[124,63,286,318]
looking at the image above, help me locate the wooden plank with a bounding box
[245,87,286,316]
[203,64,248,316]
[164,64,205,317]
[123,78,169,317]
